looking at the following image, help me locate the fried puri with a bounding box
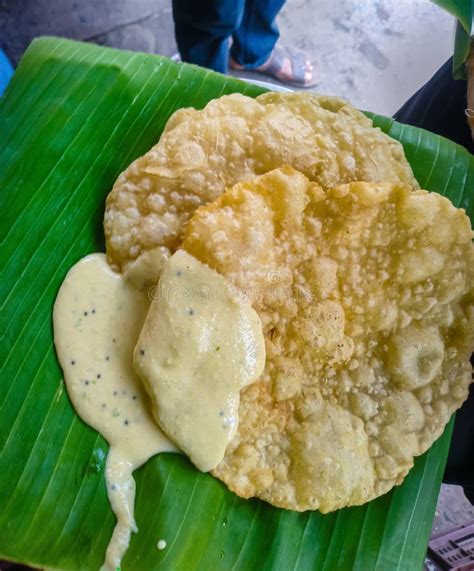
[104,93,418,272]
[182,167,474,512]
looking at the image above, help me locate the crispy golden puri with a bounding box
[104,93,418,272]
[182,167,474,512]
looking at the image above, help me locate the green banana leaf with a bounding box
[432,0,473,78]
[1,37,473,571]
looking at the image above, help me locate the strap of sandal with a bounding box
[263,45,287,77]
[285,47,309,84]
[263,45,312,87]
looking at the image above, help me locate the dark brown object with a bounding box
[428,519,474,570]
[0,563,36,570]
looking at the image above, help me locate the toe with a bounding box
[304,69,314,86]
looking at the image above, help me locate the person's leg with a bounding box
[172,0,245,73]
[394,58,474,502]
[229,0,315,87]
[230,0,285,69]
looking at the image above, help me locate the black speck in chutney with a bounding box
[132,395,137,400]
[140,349,145,356]
[84,380,90,385]
[219,410,224,416]
[97,373,101,379]
[71,360,76,365]
[176,270,182,277]
[113,391,118,396]
[106,356,110,361]
[124,420,129,426]
[92,309,96,314]
[112,338,116,343]
[188,308,194,316]
[102,403,107,408]
[84,311,88,316]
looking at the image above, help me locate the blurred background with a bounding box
[0,0,455,115]
[1,1,473,569]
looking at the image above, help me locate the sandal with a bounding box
[230,45,316,88]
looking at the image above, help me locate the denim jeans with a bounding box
[172,0,286,73]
